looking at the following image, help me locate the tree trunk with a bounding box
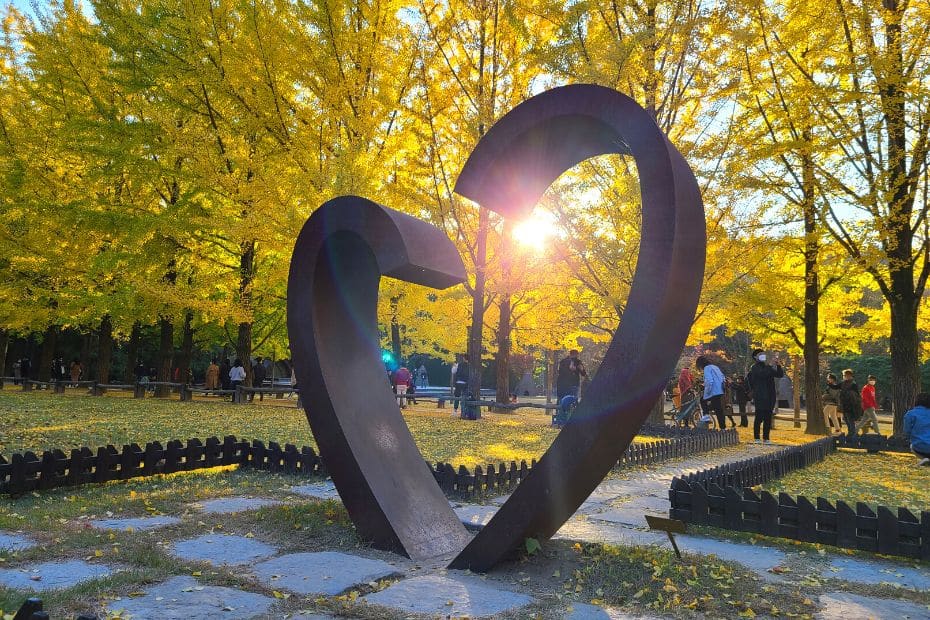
[890,297,920,434]
[801,138,827,435]
[494,294,512,409]
[390,296,402,364]
[545,349,555,404]
[466,206,490,419]
[883,0,919,435]
[123,321,142,383]
[79,331,93,381]
[0,329,8,376]
[177,311,194,384]
[647,394,665,425]
[237,241,255,387]
[156,317,174,397]
[38,325,57,382]
[494,221,514,409]
[97,315,113,385]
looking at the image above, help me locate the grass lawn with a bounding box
[0,389,566,468]
[0,389,699,470]
[761,449,930,511]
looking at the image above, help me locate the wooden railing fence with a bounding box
[668,436,930,560]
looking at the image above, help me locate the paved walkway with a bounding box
[453,440,930,594]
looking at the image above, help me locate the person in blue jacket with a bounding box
[903,393,930,466]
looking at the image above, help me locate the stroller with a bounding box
[552,394,578,427]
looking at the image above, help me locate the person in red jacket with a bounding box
[393,365,412,409]
[858,374,881,435]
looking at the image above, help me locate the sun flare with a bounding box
[512,212,556,252]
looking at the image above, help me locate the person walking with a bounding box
[903,393,930,466]
[229,359,246,402]
[857,374,881,435]
[745,349,784,444]
[732,376,750,427]
[205,359,220,391]
[696,356,726,429]
[838,369,863,439]
[822,373,843,431]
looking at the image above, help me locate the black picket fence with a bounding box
[835,433,911,453]
[638,423,733,439]
[668,436,930,561]
[671,436,836,489]
[433,428,739,500]
[0,427,738,500]
[0,436,326,496]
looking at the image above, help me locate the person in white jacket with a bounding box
[696,355,726,429]
[229,359,246,402]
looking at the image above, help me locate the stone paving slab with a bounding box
[171,534,277,566]
[817,592,930,620]
[587,505,666,528]
[193,497,281,514]
[0,560,113,591]
[673,535,788,581]
[252,551,399,596]
[107,575,275,620]
[91,516,182,531]
[362,573,533,618]
[565,603,663,619]
[0,532,35,552]
[454,504,497,530]
[556,518,666,548]
[826,557,930,591]
[565,602,612,619]
[289,481,340,501]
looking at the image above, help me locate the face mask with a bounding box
[757,354,767,362]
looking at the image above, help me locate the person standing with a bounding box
[19,356,31,382]
[556,350,587,401]
[677,366,695,426]
[12,359,21,385]
[229,359,246,402]
[219,358,231,391]
[205,359,220,391]
[393,364,412,409]
[70,358,82,386]
[745,349,784,444]
[696,356,726,429]
[452,354,468,416]
[838,369,863,439]
[251,357,267,402]
[822,373,842,431]
[903,393,930,466]
[857,374,880,435]
[732,376,750,427]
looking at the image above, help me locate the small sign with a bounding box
[645,514,686,559]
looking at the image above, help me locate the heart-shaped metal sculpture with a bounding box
[287,84,705,571]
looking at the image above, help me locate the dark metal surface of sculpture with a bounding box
[286,197,472,560]
[287,84,706,570]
